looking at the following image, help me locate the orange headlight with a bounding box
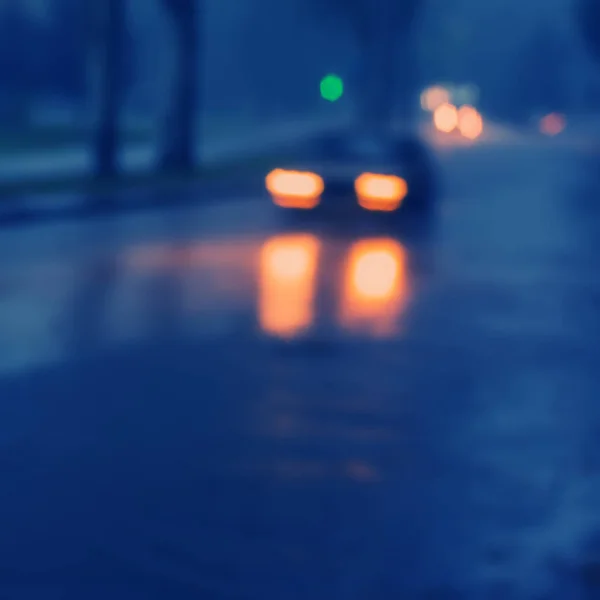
[354,173,408,211]
[433,102,459,133]
[457,105,483,140]
[265,169,324,209]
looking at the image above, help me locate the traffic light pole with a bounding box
[94,0,125,178]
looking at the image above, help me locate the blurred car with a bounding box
[264,132,437,221]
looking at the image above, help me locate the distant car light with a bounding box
[457,105,483,140]
[421,86,450,112]
[354,173,408,211]
[433,102,459,133]
[265,169,324,209]
[539,113,565,136]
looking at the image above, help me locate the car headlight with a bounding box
[354,173,408,211]
[265,169,324,209]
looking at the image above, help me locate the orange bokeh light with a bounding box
[457,105,483,140]
[354,173,408,212]
[421,86,450,112]
[265,169,324,209]
[258,234,320,338]
[433,102,459,133]
[339,239,410,337]
[539,113,565,136]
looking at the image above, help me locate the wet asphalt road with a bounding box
[1,140,600,599]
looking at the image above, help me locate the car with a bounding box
[264,131,438,222]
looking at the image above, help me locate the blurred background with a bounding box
[3,1,600,599]
[0,0,598,187]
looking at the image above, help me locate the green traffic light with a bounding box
[320,74,344,102]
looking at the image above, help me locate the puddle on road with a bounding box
[1,147,600,596]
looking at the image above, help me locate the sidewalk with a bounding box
[0,114,353,186]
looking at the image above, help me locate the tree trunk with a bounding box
[393,33,416,125]
[159,0,200,172]
[377,3,397,129]
[93,0,125,178]
[355,1,414,138]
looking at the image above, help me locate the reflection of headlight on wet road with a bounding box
[339,239,410,337]
[257,235,411,339]
[265,243,312,281]
[258,234,320,338]
[352,250,400,299]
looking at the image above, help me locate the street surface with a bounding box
[1,139,600,599]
